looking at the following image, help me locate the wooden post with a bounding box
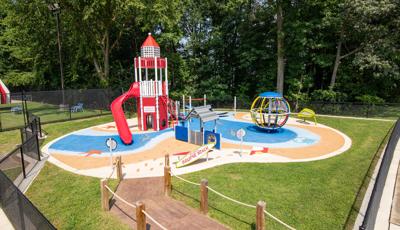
[136,201,146,230]
[100,179,109,211]
[200,179,208,214]
[256,201,266,230]
[164,165,171,196]
[116,156,123,181]
[165,154,170,167]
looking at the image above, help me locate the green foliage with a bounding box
[0,0,399,102]
[355,94,385,104]
[311,89,347,102]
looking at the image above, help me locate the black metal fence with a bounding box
[204,96,400,119]
[0,114,43,185]
[0,170,55,230]
[359,119,400,229]
[0,89,125,131]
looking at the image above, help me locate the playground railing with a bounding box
[0,170,55,230]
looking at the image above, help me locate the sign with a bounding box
[143,106,155,113]
[176,142,215,168]
[106,138,118,151]
[236,128,246,156]
[236,128,246,139]
[106,137,118,170]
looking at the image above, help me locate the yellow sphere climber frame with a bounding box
[250,92,291,130]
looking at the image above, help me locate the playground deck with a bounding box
[110,177,228,229]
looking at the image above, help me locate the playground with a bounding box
[30,34,359,230]
[0,32,397,230]
[43,112,350,178]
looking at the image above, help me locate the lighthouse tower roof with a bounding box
[141,33,160,48]
[140,33,161,57]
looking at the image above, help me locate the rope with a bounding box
[206,186,256,209]
[104,185,137,209]
[142,210,168,230]
[170,170,201,186]
[107,165,116,179]
[104,185,168,229]
[264,210,296,230]
[169,170,296,230]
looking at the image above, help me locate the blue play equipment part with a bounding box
[175,126,188,142]
[250,91,291,131]
[204,130,221,150]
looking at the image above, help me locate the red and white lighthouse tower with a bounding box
[111,33,175,144]
[134,33,169,131]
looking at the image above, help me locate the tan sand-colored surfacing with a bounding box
[43,112,351,178]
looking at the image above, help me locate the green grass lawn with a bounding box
[0,101,110,131]
[0,129,20,156]
[1,114,394,229]
[171,117,394,229]
[0,115,128,229]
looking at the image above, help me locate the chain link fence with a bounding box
[184,95,399,119]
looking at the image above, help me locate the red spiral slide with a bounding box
[111,82,140,145]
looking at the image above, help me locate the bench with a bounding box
[297,108,317,125]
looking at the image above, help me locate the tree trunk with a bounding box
[330,39,342,90]
[276,2,285,94]
[103,30,110,85]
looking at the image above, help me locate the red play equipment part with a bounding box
[111,82,140,145]
[111,33,180,145]
[0,79,10,104]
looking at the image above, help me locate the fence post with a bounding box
[100,179,110,211]
[165,154,170,167]
[136,201,146,230]
[69,105,72,120]
[200,179,208,214]
[19,145,26,178]
[116,156,123,181]
[256,201,266,230]
[164,165,171,196]
[38,117,43,138]
[234,96,237,113]
[35,133,41,161]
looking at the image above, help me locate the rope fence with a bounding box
[142,210,168,230]
[169,169,296,230]
[104,185,137,209]
[102,181,168,230]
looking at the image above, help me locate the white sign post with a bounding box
[106,138,118,169]
[236,128,246,156]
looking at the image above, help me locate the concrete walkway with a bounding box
[354,131,400,229]
[0,207,14,230]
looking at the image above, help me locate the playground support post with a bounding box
[256,201,266,230]
[200,179,208,214]
[100,179,110,211]
[182,95,185,115]
[189,96,192,110]
[164,165,171,196]
[204,94,207,106]
[136,201,146,230]
[234,96,237,114]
